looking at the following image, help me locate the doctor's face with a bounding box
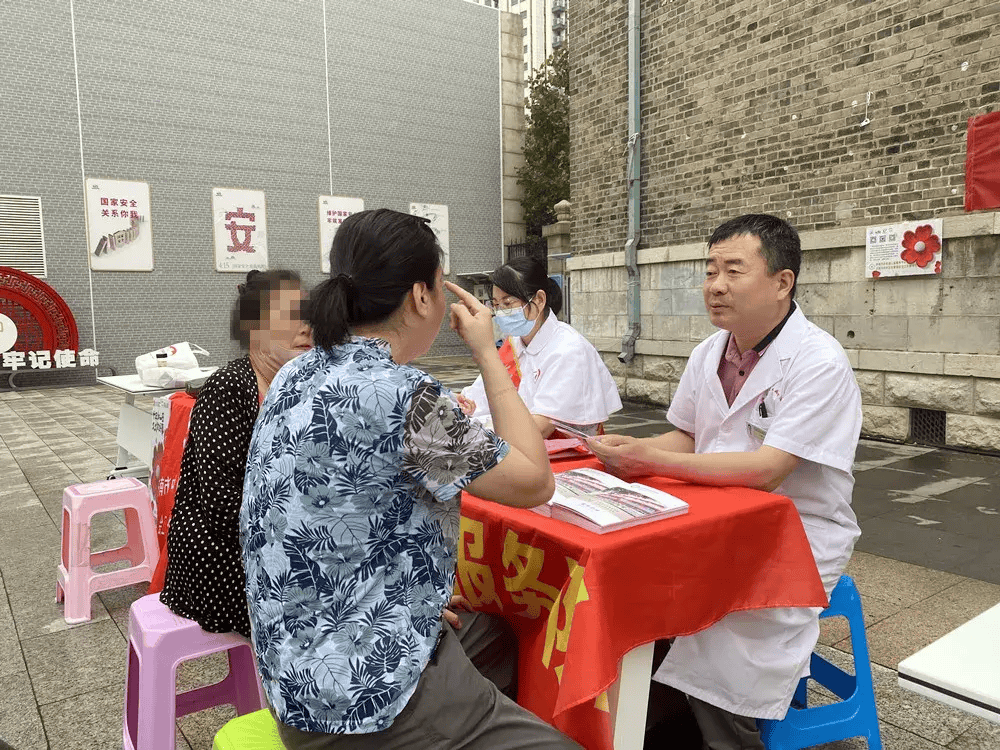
[703,234,791,339]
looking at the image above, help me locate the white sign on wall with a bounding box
[319,196,365,274]
[212,188,268,273]
[85,178,154,271]
[409,202,450,275]
[865,219,943,279]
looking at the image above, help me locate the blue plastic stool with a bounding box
[758,575,883,750]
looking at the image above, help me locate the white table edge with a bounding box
[896,601,1000,726]
[97,368,217,403]
[898,670,1000,725]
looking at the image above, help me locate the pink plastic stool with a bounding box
[123,594,267,750]
[56,477,159,623]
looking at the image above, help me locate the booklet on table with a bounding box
[544,437,591,459]
[533,467,689,533]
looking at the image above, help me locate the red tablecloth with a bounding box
[457,456,827,750]
[149,392,826,747]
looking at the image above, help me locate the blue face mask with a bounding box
[494,304,537,337]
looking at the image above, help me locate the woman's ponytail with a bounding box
[308,274,355,348]
[545,276,563,317]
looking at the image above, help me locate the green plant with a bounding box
[517,47,569,237]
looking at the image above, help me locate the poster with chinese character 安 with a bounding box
[85,178,154,271]
[212,188,268,273]
[865,219,943,279]
[319,196,365,274]
[409,202,449,275]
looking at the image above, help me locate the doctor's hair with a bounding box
[490,255,563,317]
[230,269,302,347]
[709,214,801,298]
[309,208,441,348]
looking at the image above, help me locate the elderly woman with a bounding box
[240,209,580,748]
[159,269,311,637]
[458,255,622,438]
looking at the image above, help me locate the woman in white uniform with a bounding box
[458,256,622,437]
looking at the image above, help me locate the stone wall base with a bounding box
[611,369,1000,453]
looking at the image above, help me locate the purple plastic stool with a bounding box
[56,477,159,623]
[123,593,266,750]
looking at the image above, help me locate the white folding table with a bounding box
[97,369,216,478]
[607,642,656,748]
[898,601,1000,724]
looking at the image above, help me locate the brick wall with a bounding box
[566,0,1000,450]
[571,0,999,255]
[1,0,506,379]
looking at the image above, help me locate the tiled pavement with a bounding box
[0,356,998,749]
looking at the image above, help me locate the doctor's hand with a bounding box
[589,434,653,480]
[442,594,475,630]
[590,434,637,448]
[446,282,496,360]
[456,393,477,416]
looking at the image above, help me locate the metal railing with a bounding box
[505,237,548,270]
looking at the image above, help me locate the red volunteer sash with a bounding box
[498,337,522,388]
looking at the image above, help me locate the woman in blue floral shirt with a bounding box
[241,209,581,749]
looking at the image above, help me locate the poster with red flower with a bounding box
[865,219,943,278]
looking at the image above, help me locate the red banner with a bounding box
[147,392,195,594]
[966,110,1000,212]
[459,457,827,750]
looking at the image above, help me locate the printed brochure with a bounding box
[534,467,689,533]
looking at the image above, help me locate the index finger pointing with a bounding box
[445,281,488,315]
[450,301,474,322]
[444,281,475,302]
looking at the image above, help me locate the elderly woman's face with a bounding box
[263,284,312,351]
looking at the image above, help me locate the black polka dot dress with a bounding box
[160,356,258,638]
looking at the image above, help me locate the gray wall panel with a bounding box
[0,2,95,385]
[1,0,502,376]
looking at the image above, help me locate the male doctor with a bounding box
[590,214,862,750]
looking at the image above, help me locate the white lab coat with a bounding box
[462,312,622,428]
[652,306,862,720]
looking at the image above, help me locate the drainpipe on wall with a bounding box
[619,0,641,364]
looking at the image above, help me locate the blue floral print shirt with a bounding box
[240,337,509,735]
